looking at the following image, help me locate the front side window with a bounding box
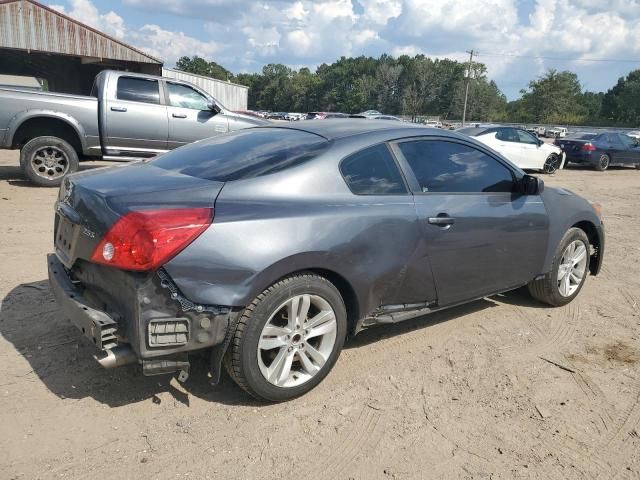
[398,140,514,193]
[495,128,519,142]
[340,144,407,195]
[517,129,538,145]
[167,83,210,110]
[116,77,160,104]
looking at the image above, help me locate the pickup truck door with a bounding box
[393,138,548,306]
[104,76,168,155]
[164,82,229,149]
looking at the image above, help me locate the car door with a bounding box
[618,134,640,164]
[515,129,544,169]
[104,76,168,154]
[338,143,438,309]
[493,127,523,165]
[164,81,229,149]
[392,138,549,306]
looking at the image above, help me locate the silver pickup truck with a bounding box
[0,70,267,186]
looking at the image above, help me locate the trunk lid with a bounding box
[54,162,223,268]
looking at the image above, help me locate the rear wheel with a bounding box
[594,153,610,172]
[543,153,561,174]
[224,273,347,402]
[528,228,590,306]
[20,136,79,187]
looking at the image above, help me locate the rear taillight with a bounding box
[581,143,596,151]
[90,208,212,271]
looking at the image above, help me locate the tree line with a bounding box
[176,55,640,126]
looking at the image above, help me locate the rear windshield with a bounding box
[151,128,329,181]
[573,133,597,140]
[456,127,491,136]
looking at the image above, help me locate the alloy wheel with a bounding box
[257,294,337,388]
[31,146,69,180]
[557,240,588,297]
[544,154,560,174]
[599,154,610,171]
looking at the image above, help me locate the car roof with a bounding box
[263,119,430,141]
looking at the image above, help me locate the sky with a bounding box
[48,0,640,100]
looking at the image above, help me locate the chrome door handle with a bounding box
[172,113,187,119]
[428,216,456,226]
[110,106,127,112]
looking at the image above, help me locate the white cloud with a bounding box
[130,25,219,63]
[49,0,219,64]
[50,0,126,39]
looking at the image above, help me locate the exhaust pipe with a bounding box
[93,345,137,369]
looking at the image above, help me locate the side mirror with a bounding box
[520,174,544,195]
[537,139,544,147]
[206,101,220,113]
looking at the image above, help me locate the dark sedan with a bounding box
[556,132,640,171]
[48,120,605,402]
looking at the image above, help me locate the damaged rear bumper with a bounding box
[47,254,237,379]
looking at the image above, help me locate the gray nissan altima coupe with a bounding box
[48,120,605,402]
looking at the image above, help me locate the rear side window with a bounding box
[152,128,328,181]
[398,140,514,193]
[340,144,407,195]
[117,77,160,104]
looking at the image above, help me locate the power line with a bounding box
[476,52,640,63]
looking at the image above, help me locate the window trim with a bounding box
[115,75,162,105]
[389,136,520,196]
[338,141,411,196]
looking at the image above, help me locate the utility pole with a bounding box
[461,49,474,127]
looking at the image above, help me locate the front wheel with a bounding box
[543,153,561,174]
[224,274,347,402]
[594,153,610,172]
[20,136,79,187]
[528,228,590,306]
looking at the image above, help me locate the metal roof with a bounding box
[0,0,162,64]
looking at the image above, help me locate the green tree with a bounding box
[600,70,640,126]
[175,55,232,81]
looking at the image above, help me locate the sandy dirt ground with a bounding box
[1,149,639,480]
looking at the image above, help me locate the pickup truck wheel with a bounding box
[224,273,347,402]
[20,136,79,187]
[543,153,561,174]
[594,153,610,172]
[528,227,590,307]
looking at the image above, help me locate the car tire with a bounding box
[224,273,347,402]
[20,136,79,187]
[528,228,590,307]
[543,153,561,174]
[594,153,610,172]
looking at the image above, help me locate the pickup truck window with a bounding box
[167,82,209,110]
[117,77,160,105]
[151,128,329,181]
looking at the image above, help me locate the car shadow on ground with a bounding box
[0,280,258,408]
[0,163,109,187]
[1,280,544,408]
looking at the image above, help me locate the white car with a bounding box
[458,125,565,174]
[627,130,640,140]
[546,126,568,138]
